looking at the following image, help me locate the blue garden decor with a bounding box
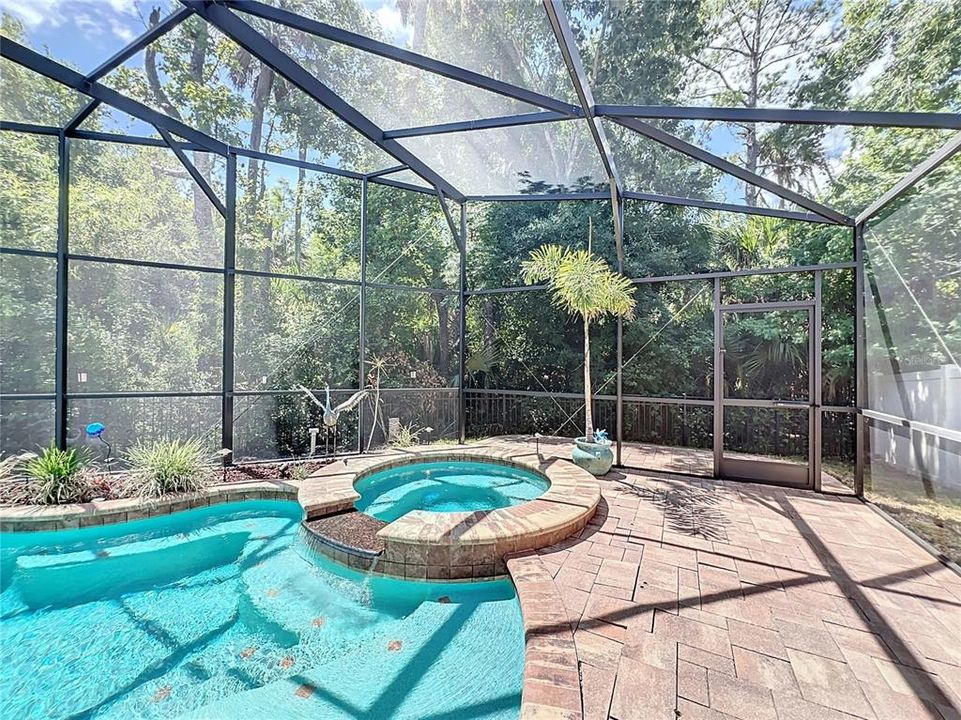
[85,422,112,463]
[572,434,614,476]
[593,429,609,443]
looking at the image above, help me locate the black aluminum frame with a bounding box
[2,0,960,493]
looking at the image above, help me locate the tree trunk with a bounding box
[245,65,276,221]
[583,314,593,440]
[191,150,213,237]
[435,293,450,378]
[294,142,306,266]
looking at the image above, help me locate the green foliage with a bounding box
[126,437,211,498]
[522,234,636,438]
[521,244,636,323]
[23,445,92,505]
[389,423,423,449]
[288,462,311,483]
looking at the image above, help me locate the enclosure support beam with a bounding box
[0,39,227,154]
[854,223,866,497]
[542,0,624,260]
[233,0,581,117]
[712,277,723,477]
[156,127,227,217]
[613,117,852,226]
[624,191,838,225]
[596,105,961,131]
[221,154,237,461]
[384,111,572,139]
[90,7,194,83]
[358,178,369,454]
[435,190,464,253]
[64,101,101,134]
[185,1,464,200]
[813,270,823,492]
[459,203,468,445]
[62,7,195,135]
[615,197,625,466]
[54,133,70,450]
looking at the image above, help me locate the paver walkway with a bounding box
[486,437,961,720]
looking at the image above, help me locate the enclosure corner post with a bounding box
[813,270,823,492]
[854,222,866,497]
[712,277,723,477]
[615,197,625,466]
[221,152,237,463]
[458,202,468,445]
[54,131,70,450]
[359,177,368,453]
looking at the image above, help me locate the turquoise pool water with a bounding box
[0,501,524,719]
[354,461,549,523]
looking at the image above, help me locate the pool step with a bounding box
[13,529,251,608]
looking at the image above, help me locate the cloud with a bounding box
[374,4,406,38]
[0,0,64,29]
[1,0,139,40]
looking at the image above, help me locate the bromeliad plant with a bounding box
[126,437,211,498]
[521,225,635,442]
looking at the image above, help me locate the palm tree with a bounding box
[521,224,635,440]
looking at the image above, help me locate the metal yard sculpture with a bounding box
[297,385,368,457]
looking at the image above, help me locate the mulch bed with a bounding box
[305,510,387,555]
[220,459,331,484]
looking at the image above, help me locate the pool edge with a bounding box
[0,480,300,532]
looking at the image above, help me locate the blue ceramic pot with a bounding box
[571,436,614,476]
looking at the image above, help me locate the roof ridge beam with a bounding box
[542,0,624,260]
[230,0,582,117]
[596,105,961,130]
[384,111,571,139]
[184,1,464,200]
[1,38,227,154]
[614,117,852,225]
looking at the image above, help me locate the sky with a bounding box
[0,0,886,203]
[0,0,412,72]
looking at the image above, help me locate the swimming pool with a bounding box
[354,460,550,523]
[0,501,524,719]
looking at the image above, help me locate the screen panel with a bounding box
[234,277,360,392]
[0,254,56,394]
[70,140,225,268]
[0,131,58,252]
[67,260,223,393]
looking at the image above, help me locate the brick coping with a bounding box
[0,480,299,532]
[507,551,584,719]
[299,445,601,581]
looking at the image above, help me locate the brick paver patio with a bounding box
[496,437,961,720]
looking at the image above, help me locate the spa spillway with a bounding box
[298,449,600,581]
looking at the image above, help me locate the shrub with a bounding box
[389,423,422,448]
[126,437,211,498]
[0,454,32,505]
[288,463,311,482]
[22,445,93,505]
